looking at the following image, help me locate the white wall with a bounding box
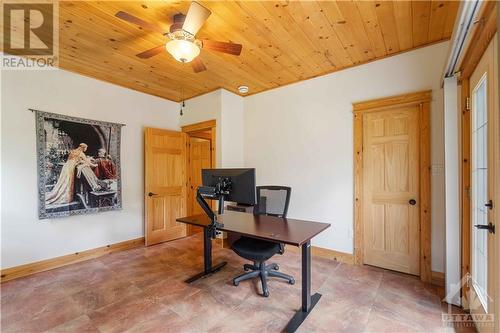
[220,90,244,167]
[443,76,461,305]
[180,89,245,168]
[1,68,179,269]
[244,41,449,272]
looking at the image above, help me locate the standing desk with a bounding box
[176,210,330,332]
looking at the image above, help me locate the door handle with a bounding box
[148,192,158,197]
[474,223,495,234]
[485,200,493,210]
[409,199,417,206]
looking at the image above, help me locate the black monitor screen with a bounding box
[201,168,256,205]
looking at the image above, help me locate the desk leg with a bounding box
[286,240,322,333]
[184,228,227,283]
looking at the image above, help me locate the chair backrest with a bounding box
[253,186,291,218]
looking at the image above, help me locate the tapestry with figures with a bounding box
[35,111,123,219]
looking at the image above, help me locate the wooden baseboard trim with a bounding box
[286,245,354,265]
[431,271,445,287]
[1,236,444,285]
[1,237,145,283]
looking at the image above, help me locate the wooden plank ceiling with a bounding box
[59,1,459,101]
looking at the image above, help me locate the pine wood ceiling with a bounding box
[59,1,459,102]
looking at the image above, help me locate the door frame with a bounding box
[181,119,217,235]
[458,1,497,307]
[352,90,432,283]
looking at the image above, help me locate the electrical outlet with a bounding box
[431,164,444,176]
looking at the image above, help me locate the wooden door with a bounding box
[468,36,496,332]
[145,128,187,246]
[362,106,420,275]
[187,137,212,234]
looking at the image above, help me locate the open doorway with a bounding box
[181,120,216,236]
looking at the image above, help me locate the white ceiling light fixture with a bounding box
[165,38,201,63]
[238,85,249,94]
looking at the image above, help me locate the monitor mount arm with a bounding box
[196,177,232,238]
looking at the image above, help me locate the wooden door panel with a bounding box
[370,204,385,251]
[386,204,409,253]
[363,107,420,275]
[187,137,212,234]
[370,144,385,191]
[151,196,166,231]
[385,142,409,192]
[149,189,184,229]
[387,114,409,136]
[370,118,385,137]
[145,128,187,246]
[151,150,184,186]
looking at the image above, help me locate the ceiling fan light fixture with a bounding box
[166,39,200,63]
[115,2,242,73]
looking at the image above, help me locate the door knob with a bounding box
[148,192,158,197]
[409,199,417,205]
[474,222,495,234]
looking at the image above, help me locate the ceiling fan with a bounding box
[115,2,242,73]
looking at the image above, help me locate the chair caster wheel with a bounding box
[263,290,270,297]
[233,281,239,286]
[273,264,279,270]
[289,278,295,285]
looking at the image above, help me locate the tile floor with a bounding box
[1,234,475,333]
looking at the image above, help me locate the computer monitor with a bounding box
[201,168,256,206]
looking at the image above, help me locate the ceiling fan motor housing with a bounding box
[170,13,186,33]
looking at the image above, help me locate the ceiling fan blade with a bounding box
[115,11,165,34]
[201,39,242,56]
[191,57,207,73]
[136,45,165,59]
[182,2,211,36]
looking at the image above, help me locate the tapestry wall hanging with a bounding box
[35,110,124,219]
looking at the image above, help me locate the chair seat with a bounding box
[232,236,280,261]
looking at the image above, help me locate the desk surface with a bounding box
[176,211,330,247]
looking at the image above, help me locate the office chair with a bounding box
[231,186,295,297]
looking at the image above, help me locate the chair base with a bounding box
[233,261,295,297]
